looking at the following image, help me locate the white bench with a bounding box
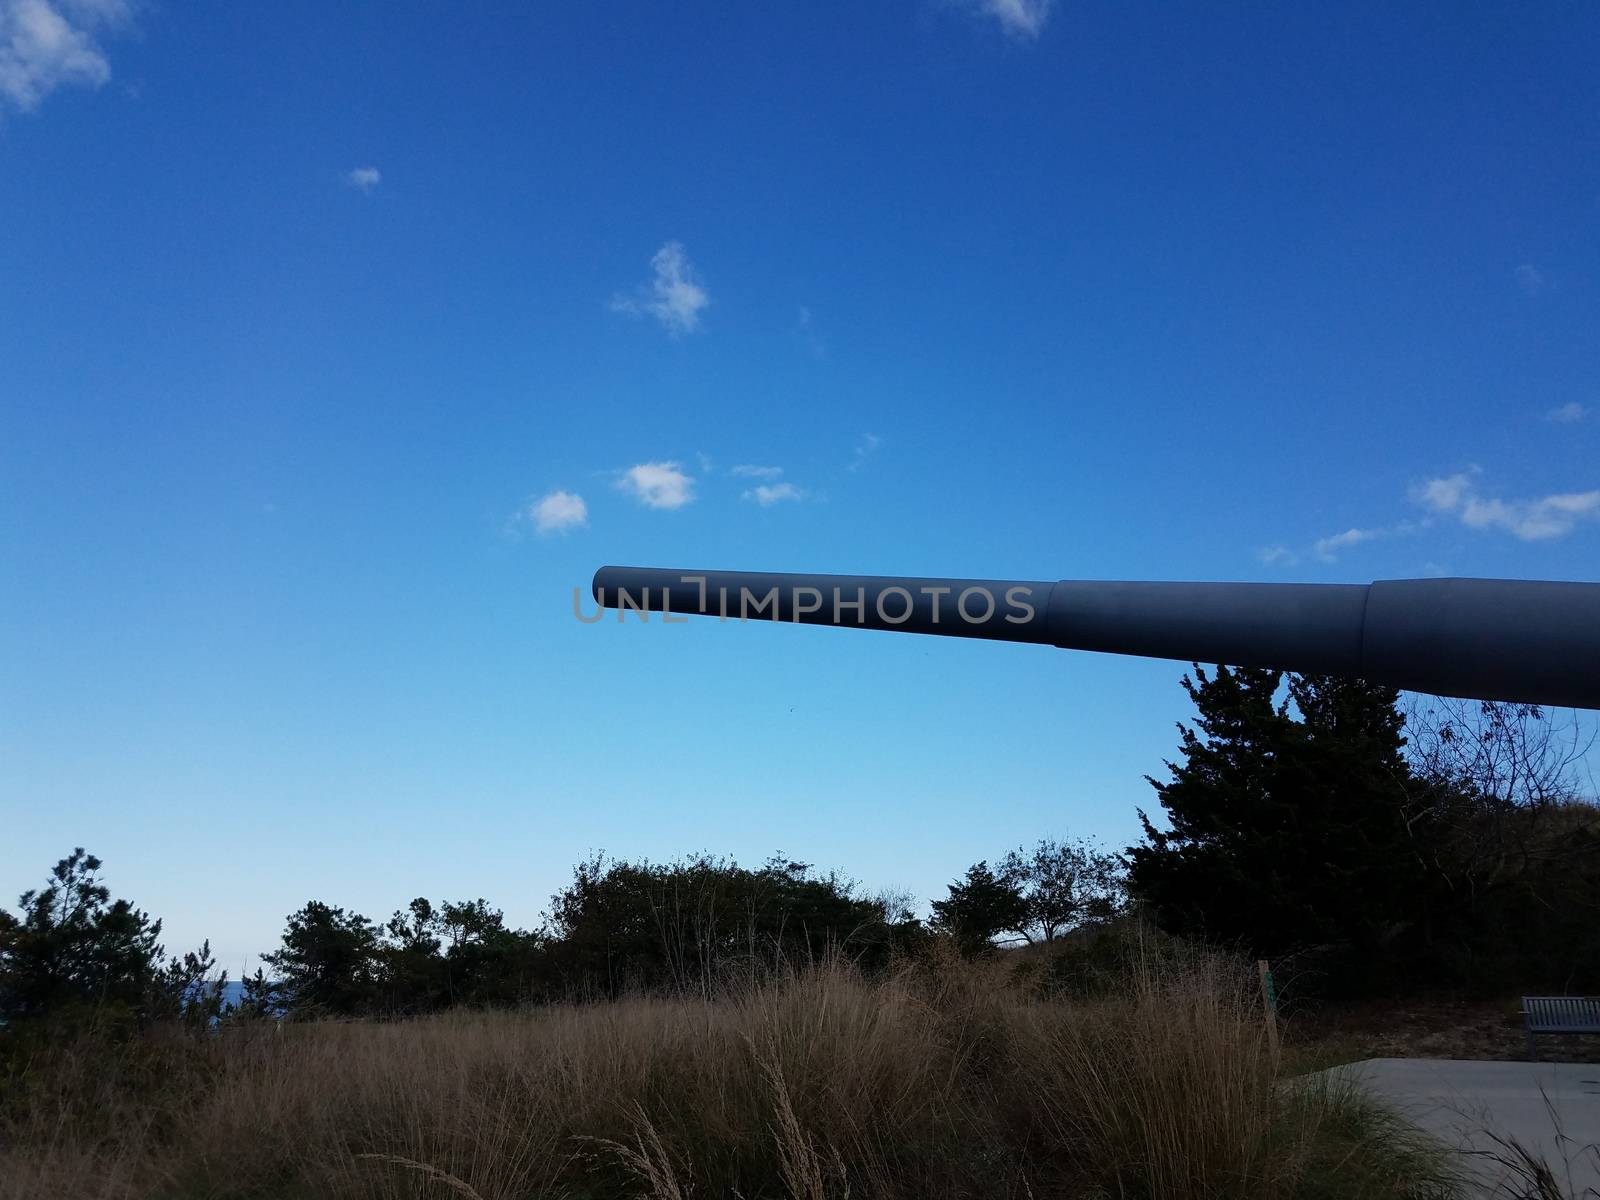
[1522,996,1600,1058]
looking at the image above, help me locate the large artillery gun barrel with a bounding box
[591,566,1600,710]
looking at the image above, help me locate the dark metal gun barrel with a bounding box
[590,566,1600,710]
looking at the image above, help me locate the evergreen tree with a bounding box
[1280,672,1425,952]
[0,848,219,1031]
[233,967,281,1019]
[148,939,230,1030]
[379,898,447,1012]
[261,901,381,1017]
[434,898,543,1008]
[930,861,1029,955]
[1128,667,1426,959]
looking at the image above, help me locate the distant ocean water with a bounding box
[213,979,281,1013]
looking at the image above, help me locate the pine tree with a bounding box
[0,848,218,1031]
[261,901,381,1017]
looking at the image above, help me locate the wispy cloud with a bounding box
[345,166,382,192]
[529,489,588,535]
[0,0,131,115]
[1312,527,1386,563]
[611,241,709,336]
[958,0,1053,38]
[794,305,825,357]
[743,482,805,507]
[1267,465,1600,565]
[1414,468,1600,541]
[617,461,695,510]
[848,433,881,473]
[1546,402,1589,425]
[1270,517,1428,565]
[1515,263,1546,296]
[731,464,784,480]
[1257,544,1297,566]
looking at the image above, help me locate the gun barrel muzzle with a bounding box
[590,566,1600,710]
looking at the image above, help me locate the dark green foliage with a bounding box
[1129,666,1293,950]
[930,860,1029,955]
[1000,836,1125,943]
[260,901,382,1018]
[1128,668,1431,959]
[233,967,280,1019]
[1397,698,1600,989]
[1037,917,1197,999]
[242,854,911,1017]
[545,853,916,994]
[934,839,1125,956]
[0,848,223,1035]
[259,895,546,1018]
[147,940,230,1031]
[1392,791,1600,993]
[436,899,533,1005]
[377,897,443,1011]
[1129,668,1600,995]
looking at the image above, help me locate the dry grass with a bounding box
[0,947,1461,1200]
[1284,995,1600,1068]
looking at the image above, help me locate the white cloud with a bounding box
[0,0,130,115]
[617,461,695,510]
[1312,527,1384,562]
[1270,466,1600,564]
[345,166,382,192]
[1460,492,1600,540]
[1546,402,1589,424]
[731,464,784,479]
[1413,470,1477,514]
[530,489,588,535]
[610,241,709,336]
[1515,263,1545,296]
[1414,469,1600,541]
[743,482,804,507]
[964,0,1053,38]
[849,433,881,472]
[1269,516,1428,565]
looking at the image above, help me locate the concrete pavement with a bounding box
[1329,1058,1600,1198]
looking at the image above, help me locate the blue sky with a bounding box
[2,0,1597,971]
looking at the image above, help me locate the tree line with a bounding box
[1131,670,1600,993]
[4,669,1597,1032]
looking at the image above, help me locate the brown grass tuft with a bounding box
[0,948,1461,1199]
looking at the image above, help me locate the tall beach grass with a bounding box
[0,945,1460,1199]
